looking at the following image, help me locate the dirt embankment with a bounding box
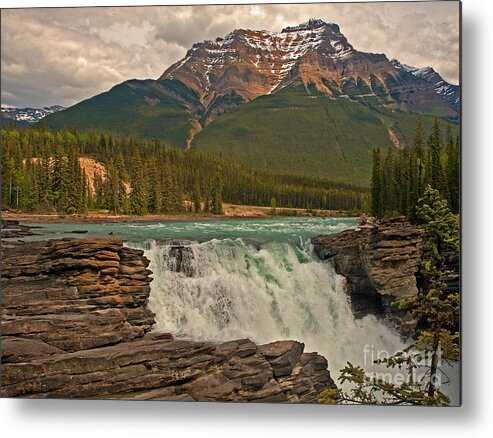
[2,204,349,224]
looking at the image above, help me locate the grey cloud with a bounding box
[1,1,459,108]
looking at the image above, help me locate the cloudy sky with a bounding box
[1,1,460,108]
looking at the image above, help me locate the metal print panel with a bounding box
[0,1,461,406]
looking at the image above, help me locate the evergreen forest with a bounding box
[370,117,460,220]
[1,126,369,215]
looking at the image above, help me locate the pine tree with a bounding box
[370,148,382,217]
[428,118,446,196]
[203,180,211,213]
[192,174,201,212]
[81,172,89,212]
[38,156,52,209]
[129,153,147,215]
[161,163,173,213]
[147,161,162,213]
[104,158,118,213]
[66,150,82,214]
[396,149,409,213]
[445,131,460,213]
[51,150,68,212]
[382,147,396,215]
[93,173,105,210]
[210,172,224,215]
[413,116,426,201]
[24,159,40,211]
[171,174,183,212]
[414,185,459,397]
[406,151,418,219]
[1,151,16,209]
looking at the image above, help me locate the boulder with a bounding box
[259,341,304,377]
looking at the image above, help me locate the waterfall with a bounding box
[142,238,405,377]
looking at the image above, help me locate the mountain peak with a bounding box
[390,58,415,73]
[1,104,65,123]
[159,21,459,123]
[390,59,458,111]
[161,19,353,106]
[281,18,340,33]
[391,59,441,78]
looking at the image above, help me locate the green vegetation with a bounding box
[41,80,458,187]
[0,117,29,129]
[42,79,195,148]
[268,208,299,217]
[1,127,369,215]
[270,197,277,215]
[320,186,459,406]
[194,84,459,185]
[370,117,460,218]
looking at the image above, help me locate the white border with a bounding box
[2,0,492,436]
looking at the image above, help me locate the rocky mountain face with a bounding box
[0,237,335,401]
[160,18,459,125]
[391,59,460,114]
[1,104,65,123]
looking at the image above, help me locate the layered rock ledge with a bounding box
[1,237,335,402]
[312,218,424,338]
[1,219,38,239]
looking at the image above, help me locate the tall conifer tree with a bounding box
[371,148,382,217]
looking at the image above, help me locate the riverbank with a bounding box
[1,204,353,224]
[1,237,335,401]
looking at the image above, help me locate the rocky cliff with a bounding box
[312,218,424,338]
[0,238,335,401]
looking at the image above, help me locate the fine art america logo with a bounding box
[363,344,445,388]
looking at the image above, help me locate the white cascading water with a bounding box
[143,238,405,378]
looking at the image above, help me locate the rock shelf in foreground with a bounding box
[1,237,335,402]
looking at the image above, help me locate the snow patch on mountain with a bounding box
[1,105,65,123]
[165,19,355,91]
[390,59,459,108]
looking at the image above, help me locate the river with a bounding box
[22,217,458,404]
